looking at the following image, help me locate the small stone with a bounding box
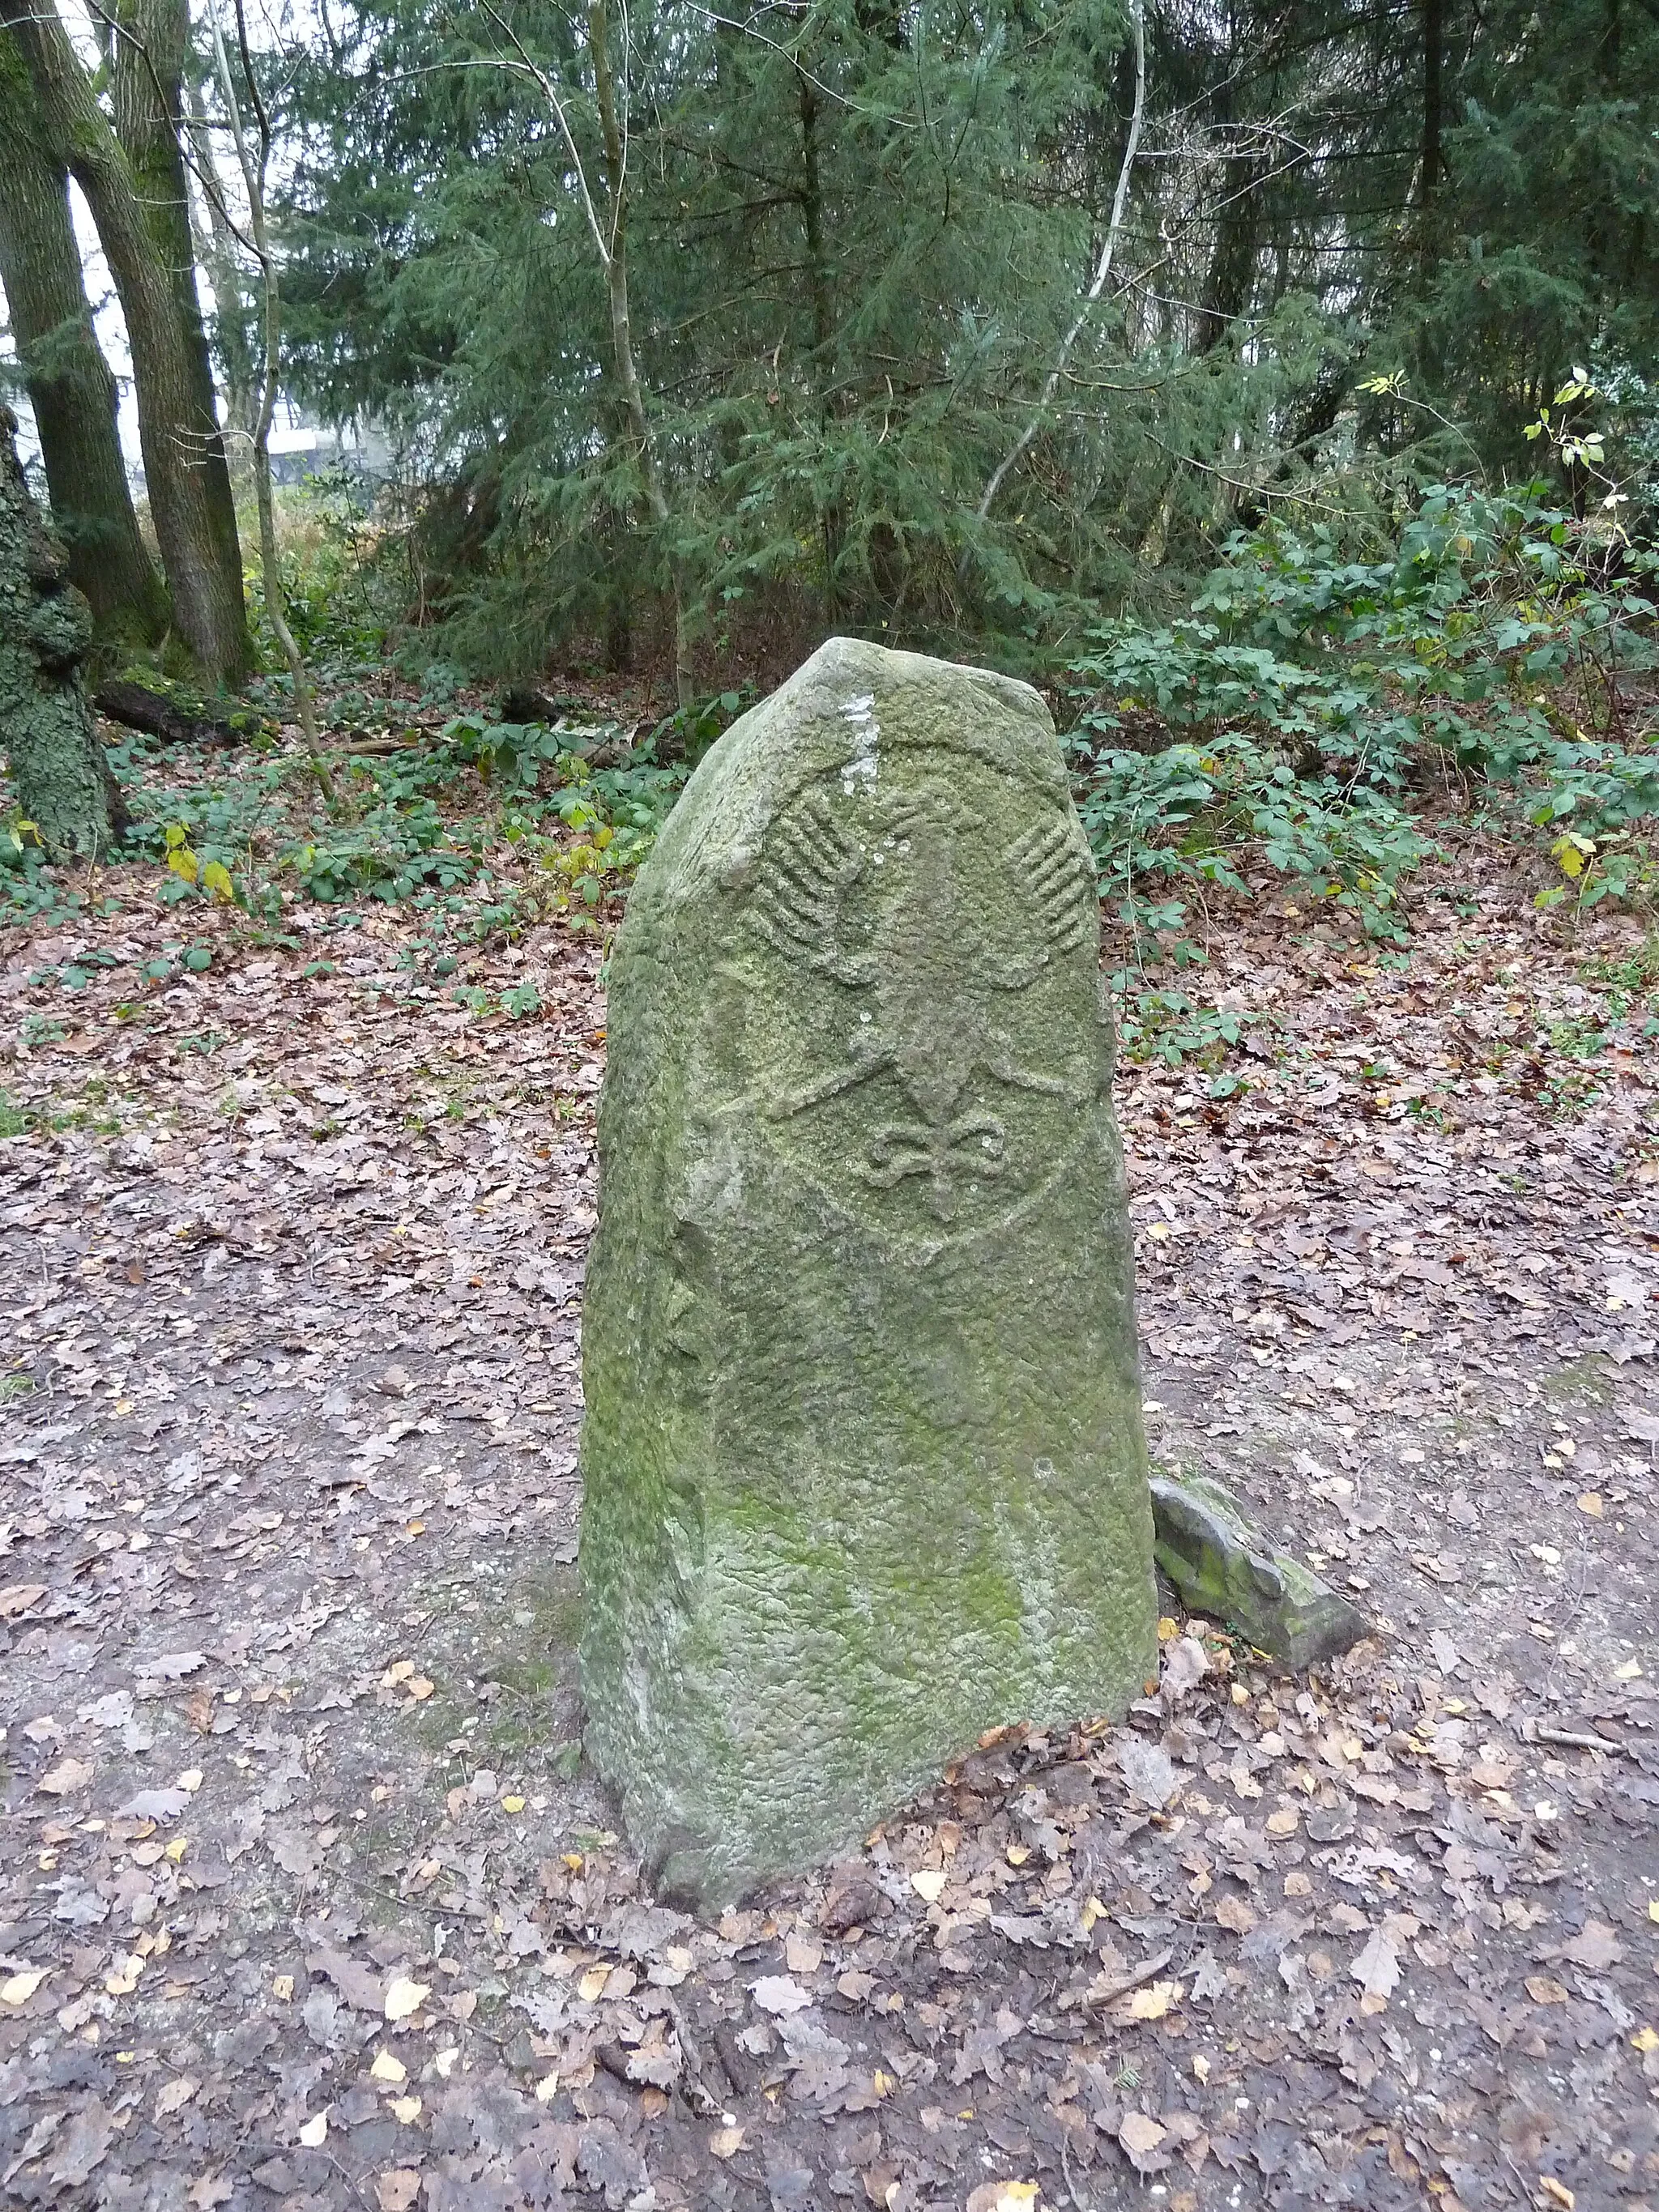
[579,638,1157,1908]
[1149,1473,1368,1669]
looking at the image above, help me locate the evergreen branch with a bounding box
[976,0,1145,523]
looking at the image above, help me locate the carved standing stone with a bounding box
[578,637,1157,1908]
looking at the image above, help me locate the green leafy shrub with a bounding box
[1062,479,1658,946]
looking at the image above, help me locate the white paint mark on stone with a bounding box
[839,693,879,792]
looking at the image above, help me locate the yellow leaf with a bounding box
[201,860,236,902]
[390,2097,422,2125]
[370,2051,407,2085]
[578,1965,611,2003]
[178,1768,203,1793]
[1124,1979,1183,2020]
[501,1795,526,1813]
[272,1975,294,2001]
[1156,1616,1179,1643]
[911,1869,947,1903]
[1005,1843,1030,1867]
[407,1676,434,1701]
[1614,1659,1643,1680]
[0,1970,46,2006]
[1648,1903,1659,1924]
[710,2126,744,2159]
[1538,2180,1575,2210]
[992,2189,1038,2212]
[383,1976,430,2022]
[1633,2025,1659,2052]
[1576,1492,1603,1518]
[166,847,199,884]
[165,1838,188,1862]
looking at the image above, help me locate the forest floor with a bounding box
[0,760,1655,2212]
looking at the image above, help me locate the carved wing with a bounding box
[750,790,868,979]
[1006,816,1096,956]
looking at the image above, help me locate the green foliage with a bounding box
[1064,479,1659,946]
[1112,983,1255,1091]
[256,0,1659,678]
[105,704,690,927]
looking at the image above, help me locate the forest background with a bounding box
[0,0,1657,999]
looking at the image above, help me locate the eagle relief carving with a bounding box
[742,752,1102,1238]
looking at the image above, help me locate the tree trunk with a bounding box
[0,30,169,643]
[797,64,842,624]
[110,0,249,654]
[205,0,326,791]
[0,405,127,860]
[185,79,257,450]
[586,0,692,709]
[0,0,252,688]
[1421,0,1444,211]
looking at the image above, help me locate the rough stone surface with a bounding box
[578,636,1158,1909]
[1149,1469,1369,1669]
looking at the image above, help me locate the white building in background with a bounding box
[264,411,394,488]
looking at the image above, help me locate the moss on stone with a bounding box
[1150,1469,1368,1669]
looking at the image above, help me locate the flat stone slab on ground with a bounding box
[1150,1468,1369,1669]
[579,636,1158,1907]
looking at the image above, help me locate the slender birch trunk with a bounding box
[977,0,1145,523]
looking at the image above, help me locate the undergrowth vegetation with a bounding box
[3,464,1655,1092]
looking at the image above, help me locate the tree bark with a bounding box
[206,0,326,791]
[110,0,248,647]
[586,0,692,707]
[0,30,169,642]
[185,78,257,450]
[797,63,842,623]
[0,405,127,860]
[0,0,252,688]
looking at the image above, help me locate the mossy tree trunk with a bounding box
[0,29,170,645]
[0,407,128,861]
[0,0,252,689]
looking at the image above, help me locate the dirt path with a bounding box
[0,850,1653,2212]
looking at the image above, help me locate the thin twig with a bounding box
[1067,1943,1175,2010]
